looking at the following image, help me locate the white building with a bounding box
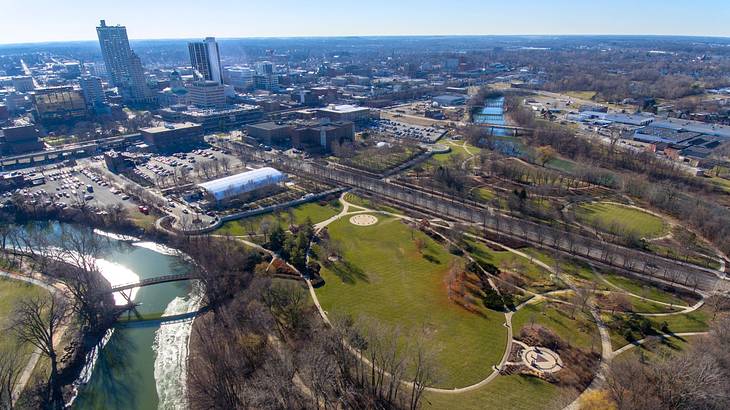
[198,167,285,202]
[187,80,226,108]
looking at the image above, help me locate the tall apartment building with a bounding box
[188,37,223,84]
[96,20,152,105]
[79,75,107,108]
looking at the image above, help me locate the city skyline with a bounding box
[2,0,730,45]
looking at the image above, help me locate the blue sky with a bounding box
[2,0,730,44]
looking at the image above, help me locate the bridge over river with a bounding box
[105,273,194,294]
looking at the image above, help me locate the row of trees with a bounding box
[506,95,730,257]
[182,227,437,410]
[602,316,730,410]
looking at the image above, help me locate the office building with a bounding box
[188,80,226,108]
[247,119,354,152]
[224,67,255,90]
[188,37,223,84]
[0,120,43,155]
[12,76,35,92]
[246,121,294,145]
[316,104,371,123]
[254,61,278,91]
[292,120,354,152]
[159,104,264,132]
[32,86,87,125]
[140,122,204,152]
[96,20,153,104]
[79,76,107,108]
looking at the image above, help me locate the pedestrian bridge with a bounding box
[105,273,194,293]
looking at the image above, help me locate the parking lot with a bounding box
[5,164,138,214]
[132,146,244,188]
[369,119,447,143]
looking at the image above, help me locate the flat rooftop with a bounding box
[318,104,369,113]
[141,122,201,133]
[248,121,292,131]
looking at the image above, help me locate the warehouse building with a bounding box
[197,167,285,202]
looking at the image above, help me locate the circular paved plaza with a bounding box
[521,346,563,373]
[349,214,378,226]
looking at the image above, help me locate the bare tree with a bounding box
[10,295,68,409]
[0,350,22,410]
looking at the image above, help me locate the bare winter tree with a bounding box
[10,295,69,409]
[0,350,22,410]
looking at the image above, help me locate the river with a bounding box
[21,223,199,410]
[472,96,523,156]
[472,95,507,128]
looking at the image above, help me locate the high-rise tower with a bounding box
[96,20,152,104]
[188,37,223,84]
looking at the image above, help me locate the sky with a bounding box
[1,0,730,44]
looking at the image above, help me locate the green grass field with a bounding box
[432,141,482,164]
[565,91,597,101]
[467,240,564,293]
[423,374,565,410]
[471,187,496,202]
[215,201,340,236]
[576,202,667,239]
[315,215,508,388]
[0,277,52,356]
[545,157,576,173]
[512,301,600,351]
[614,334,697,363]
[602,272,690,306]
[605,307,710,350]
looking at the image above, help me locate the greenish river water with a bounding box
[24,223,200,410]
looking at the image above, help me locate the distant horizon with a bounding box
[2,0,729,45]
[3,33,730,47]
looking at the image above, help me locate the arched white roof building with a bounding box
[198,167,285,201]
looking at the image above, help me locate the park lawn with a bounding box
[339,144,422,173]
[423,374,565,410]
[626,295,682,314]
[647,242,721,270]
[512,301,600,351]
[315,216,508,388]
[565,90,597,101]
[614,334,696,363]
[0,277,52,356]
[648,306,711,334]
[129,212,157,231]
[709,175,730,194]
[602,272,689,306]
[522,249,611,290]
[604,307,710,351]
[545,157,576,173]
[431,141,482,164]
[342,193,402,214]
[467,240,565,292]
[576,202,667,239]
[471,187,496,203]
[216,202,341,236]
